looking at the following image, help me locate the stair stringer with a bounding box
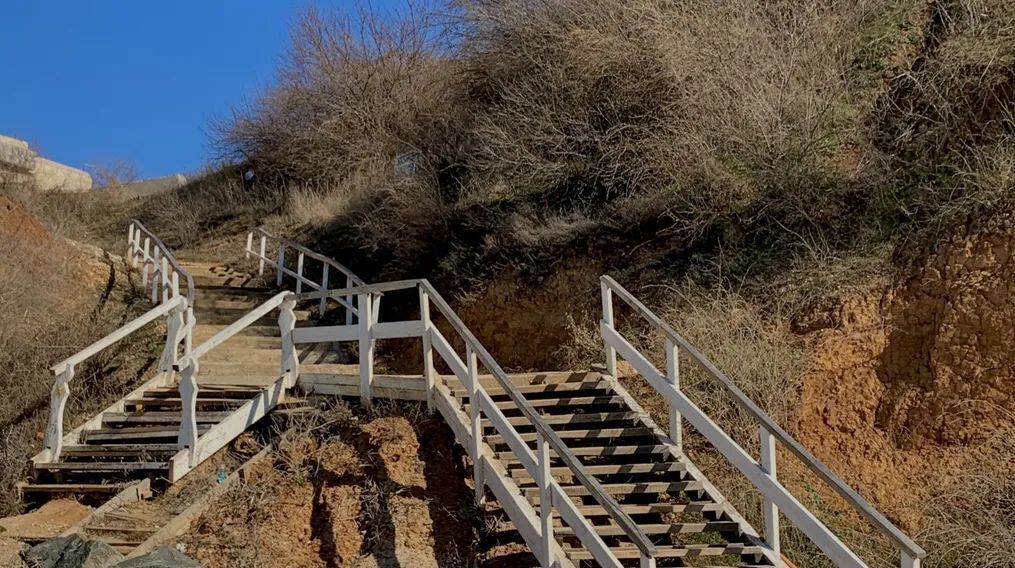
[168,376,286,481]
[31,372,176,466]
[432,382,577,568]
[601,373,783,567]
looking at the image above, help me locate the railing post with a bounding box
[160,303,186,373]
[184,305,194,355]
[245,231,253,259]
[44,365,74,461]
[759,427,780,556]
[419,286,435,413]
[276,243,285,287]
[150,247,160,304]
[601,281,617,379]
[279,298,299,389]
[178,359,199,464]
[127,222,136,265]
[319,264,329,315]
[358,293,374,408]
[345,275,354,325]
[296,251,305,293]
[467,344,485,505]
[902,551,921,568]
[141,237,151,287]
[161,257,170,303]
[171,271,179,299]
[258,235,267,275]
[536,431,554,568]
[665,338,683,454]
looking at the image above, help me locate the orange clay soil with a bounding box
[795,212,1015,529]
[179,412,481,568]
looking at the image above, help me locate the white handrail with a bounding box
[600,276,926,568]
[43,295,190,461]
[244,226,365,320]
[127,220,195,306]
[290,279,654,567]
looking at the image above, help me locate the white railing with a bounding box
[291,280,657,568]
[599,276,926,568]
[244,226,365,321]
[40,223,195,463]
[42,295,191,462]
[172,291,295,467]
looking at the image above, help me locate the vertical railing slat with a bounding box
[358,293,374,408]
[665,338,682,453]
[601,282,617,379]
[537,432,554,567]
[419,287,435,413]
[760,427,780,556]
[467,344,485,505]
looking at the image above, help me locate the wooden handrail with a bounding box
[177,292,291,364]
[129,219,195,305]
[419,280,657,560]
[248,225,366,286]
[52,295,187,374]
[600,275,926,562]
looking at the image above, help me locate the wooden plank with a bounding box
[487,427,655,445]
[372,319,424,340]
[129,446,272,558]
[61,479,152,537]
[572,502,723,517]
[36,462,168,472]
[430,327,467,380]
[301,383,427,402]
[478,389,537,473]
[484,411,640,428]
[497,444,672,461]
[168,380,283,481]
[18,483,133,494]
[292,324,358,344]
[551,483,623,568]
[566,543,764,560]
[556,521,740,537]
[449,380,609,396]
[524,481,702,499]
[508,462,686,478]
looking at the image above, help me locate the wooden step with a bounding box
[18,482,134,494]
[124,397,250,410]
[83,425,211,442]
[483,412,641,429]
[59,444,180,458]
[572,501,724,517]
[467,396,629,413]
[523,480,702,499]
[563,543,765,560]
[34,461,169,472]
[555,520,740,537]
[450,380,610,398]
[102,411,231,425]
[507,462,686,479]
[142,387,263,399]
[496,445,672,462]
[487,427,655,445]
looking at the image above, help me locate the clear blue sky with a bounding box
[1,1,386,180]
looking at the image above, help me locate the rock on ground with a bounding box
[111,546,202,568]
[24,534,123,568]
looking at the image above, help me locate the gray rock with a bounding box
[110,547,201,568]
[24,535,123,568]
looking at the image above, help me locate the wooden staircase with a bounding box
[25,261,324,496]
[443,371,770,567]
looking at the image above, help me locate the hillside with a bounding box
[1,0,1012,566]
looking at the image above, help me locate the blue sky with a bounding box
[1,2,391,180]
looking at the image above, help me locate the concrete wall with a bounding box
[100,173,187,200]
[0,134,93,192]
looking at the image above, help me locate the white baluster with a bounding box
[161,257,169,303]
[279,298,298,389]
[276,243,285,287]
[245,231,253,259]
[160,304,186,373]
[760,427,780,556]
[419,287,435,413]
[44,365,74,461]
[141,237,151,287]
[345,275,354,325]
[178,359,199,464]
[537,431,554,567]
[601,283,617,378]
[467,344,485,505]
[296,251,305,293]
[665,338,682,454]
[358,293,374,408]
[258,235,267,275]
[319,264,329,316]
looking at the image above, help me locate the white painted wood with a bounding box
[372,319,423,340]
[902,551,921,568]
[185,292,290,360]
[601,282,617,379]
[276,243,285,287]
[279,298,298,388]
[430,327,468,380]
[159,302,186,373]
[245,231,253,259]
[258,235,267,275]
[419,287,435,412]
[43,365,73,461]
[551,484,623,568]
[292,324,359,344]
[150,247,161,303]
[319,264,329,314]
[665,338,682,454]
[142,237,150,286]
[478,390,538,472]
[161,257,169,303]
[172,270,179,299]
[169,379,284,481]
[601,276,924,564]
[760,426,780,556]
[601,322,866,568]
[184,306,194,354]
[467,345,485,505]
[358,293,374,408]
[296,251,305,293]
[177,360,199,457]
[537,432,554,568]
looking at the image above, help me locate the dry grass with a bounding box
[0,180,159,516]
